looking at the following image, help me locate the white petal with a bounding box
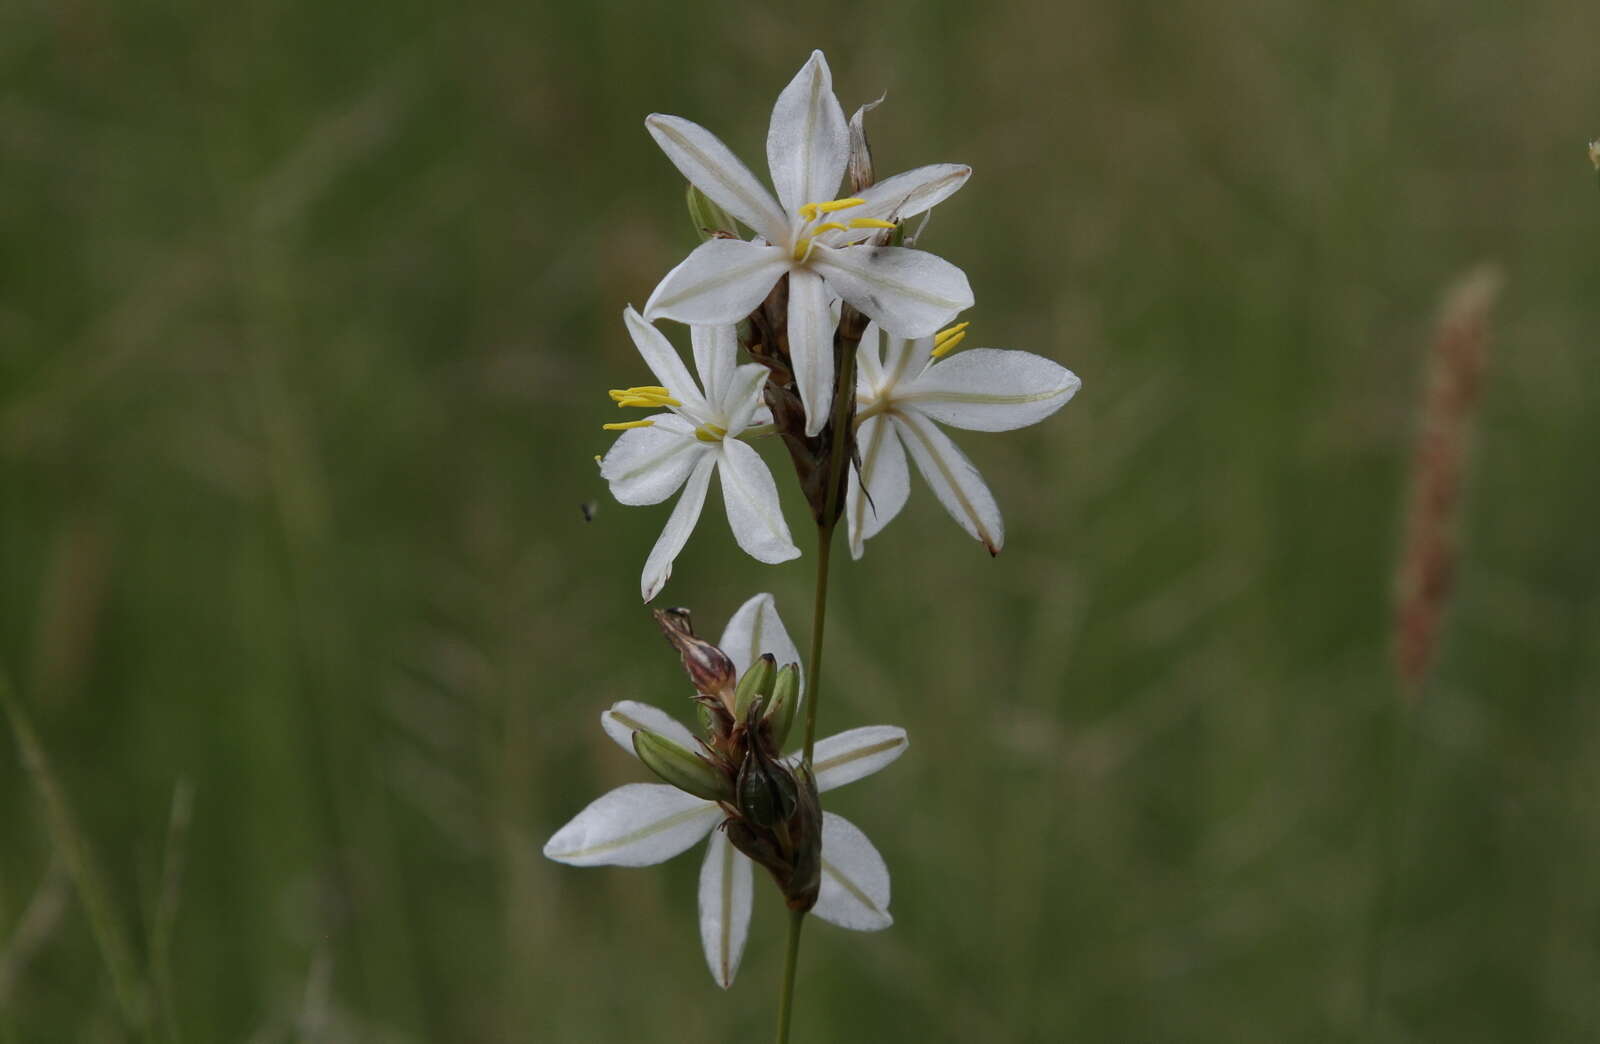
[641,454,716,601]
[601,700,700,758]
[645,114,788,243]
[721,363,770,436]
[644,240,789,326]
[808,726,909,792]
[690,323,738,406]
[697,828,754,989]
[900,349,1082,432]
[601,416,704,506]
[832,163,971,243]
[718,593,803,681]
[767,50,849,217]
[892,411,1004,555]
[811,812,892,931]
[854,320,886,391]
[881,330,932,389]
[845,414,910,560]
[787,268,835,437]
[810,244,973,338]
[543,783,720,867]
[717,439,800,564]
[623,306,704,413]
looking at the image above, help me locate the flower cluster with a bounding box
[547,49,1081,994]
[599,50,1081,600]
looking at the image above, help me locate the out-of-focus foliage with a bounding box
[2,0,1597,1040]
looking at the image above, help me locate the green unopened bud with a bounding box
[733,654,777,720]
[687,183,736,242]
[763,664,800,747]
[634,729,732,804]
[736,744,798,830]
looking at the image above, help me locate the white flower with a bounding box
[543,594,909,989]
[846,321,1081,558]
[642,50,975,437]
[601,307,800,601]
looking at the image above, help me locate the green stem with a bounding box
[774,908,806,1044]
[775,303,861,1044]
[800,522,836,768]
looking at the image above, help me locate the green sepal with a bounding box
[633,730,732,803]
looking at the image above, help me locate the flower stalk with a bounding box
[549,46,1077,1043]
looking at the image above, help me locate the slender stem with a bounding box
[801,302,863,767]
[775,304,861,1044]
[774,908,806,1044]
[801,522,836,768]
[776,522,833,1044]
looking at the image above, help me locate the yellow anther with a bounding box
[609,385,669,401]
[847,218,897,230]
[609,385,681,408]
[694,423,728,442]
[799,197,867,222]
[603,419,657,431]
[931,322,971,358]
[812,222,849,234]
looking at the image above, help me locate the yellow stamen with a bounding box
[847,218,897,230]
[812,222,849,234]
[603,419,657,431]
[792,236,814,262]
[798,197,867,221]
[609,385,668,399]
[608,385,681,408]
[694,423,727,442]
[931,322,971,358]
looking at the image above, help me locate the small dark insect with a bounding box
[580,500,598,522]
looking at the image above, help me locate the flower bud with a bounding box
[732,654,777,720]
[652,608,736,700]
[686,183,736,241]
[735,742,798,830]
[763,664,800,748]
[633,729,733,804]
[782,765,823,912]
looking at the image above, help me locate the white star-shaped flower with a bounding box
[600,307,800,601]
[642,50,974,437]
[846,321,1082,558]
[543,594,909,989]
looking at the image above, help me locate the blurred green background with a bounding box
[3,0,1598,1040]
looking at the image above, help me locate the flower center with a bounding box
[603,384,728,442]
[790,197,897,262]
